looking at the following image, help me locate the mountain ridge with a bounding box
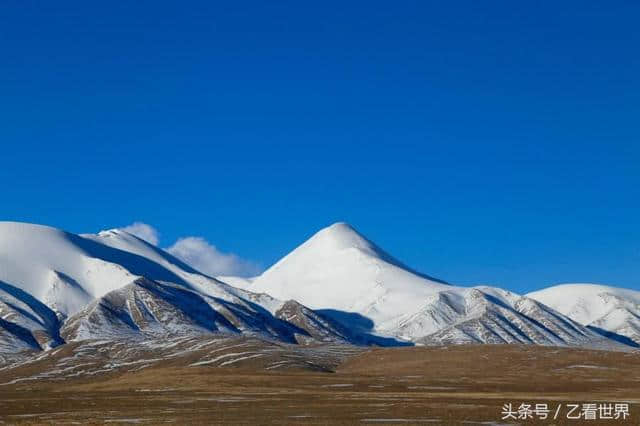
[0,220,637,357]
[528,283,640,346]
[247,222,632,349]
[0,221,353,352]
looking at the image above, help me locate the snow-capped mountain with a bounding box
[249,223,449,328]
[0,222,350,353]
[528,284,640,346]
[0,221,637,356]
[247,223,622,348]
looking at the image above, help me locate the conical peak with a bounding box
[282,222,448,284]
[304,222,380,255]
[316,222,363,240]
[317,222,357,236]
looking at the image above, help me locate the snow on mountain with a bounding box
[216,275,255,289]
[413,287,607,347]
[0,222,139,350]
[61,277,350,345]
[1,220,636,354]
[249,223,449,326]
[0,223,137,315]
[249,223,625,348]
[0,222,351,352]
[527,284,640,346]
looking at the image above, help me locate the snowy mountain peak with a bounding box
[1,220,638,355]
[249,223,455,338]
[0,221,356,353]
[95,228,152,247]
[269,222,432,278]
[300,222,385,257]
[96,228,130,239]
[527,283,640,346]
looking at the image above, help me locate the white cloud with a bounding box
[166,237,262,277]
[116,222,261,277]
[120,222,160,245]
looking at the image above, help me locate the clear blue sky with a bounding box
[2,1,639,293]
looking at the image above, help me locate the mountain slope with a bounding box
[249,223,626,348]
[528,284,640,346]
[249,223,450,327]
[413,287,611,348]
[61,277,352,345]
[0,222,352,352]
[1,221,636,354]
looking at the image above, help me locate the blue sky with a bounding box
[1,1,639,292]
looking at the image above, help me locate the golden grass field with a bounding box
[1,343,639,425]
